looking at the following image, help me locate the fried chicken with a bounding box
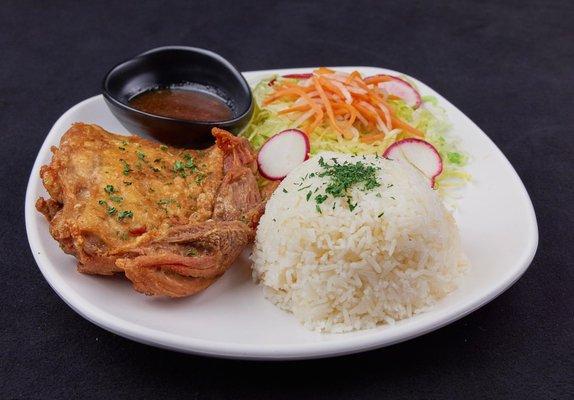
[36,123,265,297]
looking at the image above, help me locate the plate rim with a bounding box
[25,66,539,360]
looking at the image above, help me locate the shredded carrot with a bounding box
[278,104,312,115]
[352,76,370,91]
[348,92,371,102]
[316,67,335,74]
[390,116,425,137]
[354,102,379,124]
[313,76,351,139]
[363,75,393,85]
[340,103,358,126]
[279,82,316,93]
[262,67,424,141]
[317,75,345,99]
[288,85,324,133]
[262,89,300,105]
[360,133,386,143]
[346,71,362,84]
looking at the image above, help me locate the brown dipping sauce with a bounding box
[129,88,233,122]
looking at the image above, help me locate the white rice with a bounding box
[252,152,468,333]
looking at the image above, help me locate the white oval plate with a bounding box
[25,67,538,360]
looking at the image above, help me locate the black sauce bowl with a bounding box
[102,46,253,148]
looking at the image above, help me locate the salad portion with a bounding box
[241,68,469,191]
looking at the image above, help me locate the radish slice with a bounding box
[383,139,442,188]
[257,129,310,180]
[368,75,421,109]
[282,73,312,79]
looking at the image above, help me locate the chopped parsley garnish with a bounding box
[298,184,311,191]
[282,188,288,193]
[98,200,117,216]
[117,210,133,220]
[170,154,197,177]
[316,204,322,213]
[185,157,196,170]
[136,150,146,160]
[318,157,380,197]
[314,156,380,212]
[194,173,205,184]
[173,160,186,177]
[185,247,198,256]
[315,194,328,204]
[306,191,312,201]
[121,160,132,176]
[157,199,170,212]
[347,197,357,212]
[160,145,168,151]
[173,161,184,171]
[104,185,123,204]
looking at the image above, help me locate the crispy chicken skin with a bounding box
[36,123,264,297]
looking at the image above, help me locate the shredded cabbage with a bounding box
[240,75,469,193]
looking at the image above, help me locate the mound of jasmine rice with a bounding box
[251,152,467,333]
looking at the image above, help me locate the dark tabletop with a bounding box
[1,1,573,399]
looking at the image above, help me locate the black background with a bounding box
[1,1,573,399]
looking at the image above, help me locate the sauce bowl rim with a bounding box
[102,46,253,126]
